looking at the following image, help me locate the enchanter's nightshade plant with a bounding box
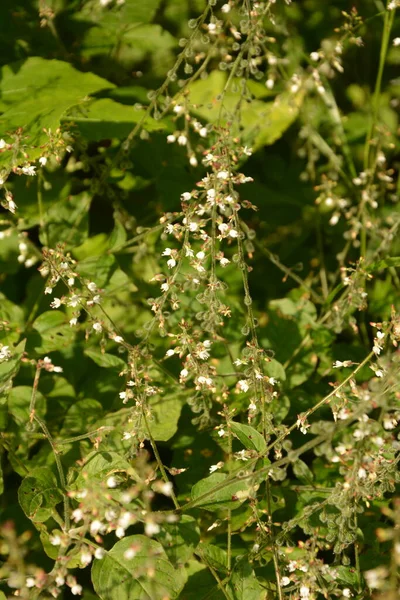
[0,0,399,599]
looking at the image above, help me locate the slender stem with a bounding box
[141,405,179,510]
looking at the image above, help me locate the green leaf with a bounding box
[30,311,75,354]
[227,559,265,600]
[190,472,250,512]
[147,394,183,442]
[65,97,167,142]
[71,450,138,490]
[264,358,286,382]
[75,254,116,286]
[85,348,126,370]
[230,422,266,453]
[18,467,64,522]
[8,386,47,425]
[180,560,225,600]
[155,515,200,565]
[366,256,400,273]
[60,399,104,437]
[0,58,113,166]
[0,339,27,429]
[197,542,228,572]
[187,71,303,148]
[91,535,184,600]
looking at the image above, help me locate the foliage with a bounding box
[0,0,399,599]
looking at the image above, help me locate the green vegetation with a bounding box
[0,1,399,598]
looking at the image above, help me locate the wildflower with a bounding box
[218,428,225,437]
[92,322,102,333]
[238,379,249,393]
[114,335,124,343]
[220,257,230,267]
[333,360,352,368]
[71,584,82,596]
[358,467,367,479]
[167,258,176,269]
[68,295,80,308]
[145,522,160,536]
[0,345,11,362]
[189,155,198,167]
[342,589,352,598]
[173,105,184,115]
[181,192,192,201]
[87,282,97,292]
[50,534,61,546]
[0,139,6,149]
[221,3,230,12]
[67,277,75,286]
[69,317,78,327]
[177,134,187,146]
[229,229,238,238]
[300,586,310,599]
[393,37,400,46]
[50,298,62,309]
[310,51,320,61]
[80,549,92,566]
[266,78,275,89]
[90,520,105,535]
[209,461,223,473]
[281,577,291,586]
[107,476,118,488]
[22,165,36,176]
[39,157,47,166]
[167,134,176,143]
[72,509,83,522]
[199,127,208,137]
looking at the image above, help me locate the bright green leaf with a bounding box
[230,422,266,453]
[18,467,64,522]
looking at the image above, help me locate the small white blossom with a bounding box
[181,192,192,201]
[50,298,62,309]
[177,134,187,146]
[92,322,102,333]
[68,294,80,308]
[209,461,224,473]
[94,548,105,559]
[72,509,83,522]
[107,476,118,488]
[87,281,97,292]
[167,134,176,143]
[69,317,78,327]
[22,165,36,176]
[167,258,176,269]
[71,584,82,596]
[145,522,160,536]
[281,576,291,586]
[39,157,47,166]
[218,428,225,437]
[393,37,400,46]
[238,379,249,393]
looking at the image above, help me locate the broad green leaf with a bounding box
[147,394,183,442]
[64,98,167,142]
[264,358,286,382]
[91,535,184,600]
[0,58,113,166]
[230,422,266,453]
[226,559,265,600]
[73,235,111,262]
[180,560,225,600]
[38,192,92,249]
[197,542,228,572]
[155,515,200,565]
[187,71,303,148]
[30,311,75,354]
[85,348,126,370]
[190,472,250,512]
[8,386,47,425]
[75,254,116,286]
[18,467,64,522]
[71,450,138,490]
[60,399,104,437]
[0,339,27,429]
[366,256,400,273]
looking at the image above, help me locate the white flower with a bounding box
[22,165,36,176]
[393,37,400,46]
[119,391,127,401]
[159,482,173,496]
[26,577,36,588]
[217,170,229,180]
[114,335,124,343]
[87,282,97,292]
[107,476,117,488]
[218,429,225,437]
[39,157,47,166]
[50,298,62,309]
[375,369,384,378]
[124,547,137,559]
[161,283,169,292]
[0,139,6,149]
[56,575,65,586]
[329,214,339,226]
[69,317,78,327]
[68,277,75,286]
[310,51,320,61]
[68,294,80,308]
[145,522,160,536]
[167,258,176,269]
[162,247,172,256]
[122,431,132,440]
[173,104,184,115]
[71,584,82,596]
[166,349,175,357]
[92,322,102,333]
[281,576,291,586]
[167,134,176,143]
[50,534,61,546]
[209,461,224,473]
[181,192,192,201]
[229,229,238,238]
[268,377,277,386]
[199,127,208,137]
[72,508,83,522]
[189,155,198,167]
[248,401,257,411]
[180,368,189,379]
[189,221,198,232]
[90,520,104,535]
[80,550,92,566]
[238,379,249,393]
[342,589,352,598]
[44,284,52,294]
[196,251,205,260]
[219,257,230,267]
[358,467,367,479]
[94,548,105,559]
[221,3,231,12]
[177,134,187,146]
[300,586,310,599]
[7,198,17,213]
